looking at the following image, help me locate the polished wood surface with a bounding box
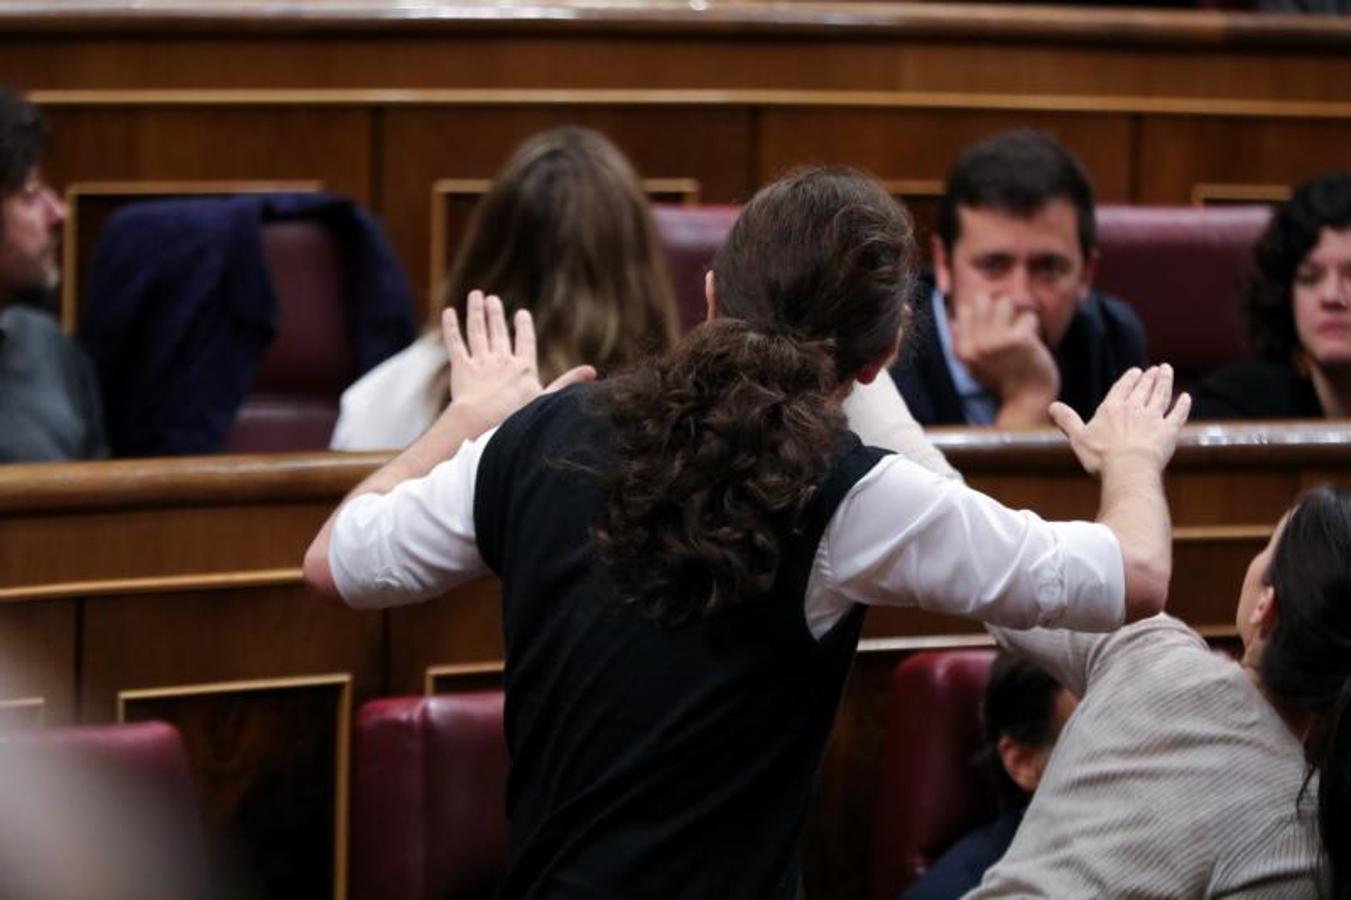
[0,2,1343,321]
[0,423,1347,895]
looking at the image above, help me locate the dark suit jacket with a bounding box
[1191,358,1323,420]
[899,802,1026,900]
[79,193,415,456]
[890,275,1148,426]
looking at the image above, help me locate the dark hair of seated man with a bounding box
[900,652,1076,900]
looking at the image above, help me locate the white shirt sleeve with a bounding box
[328,426,497,610]
[841,376,962,482]
[803,454,1125,639]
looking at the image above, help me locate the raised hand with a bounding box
[951,292,1061,427]
[444,290,596,430]
[1049,364,1191,477]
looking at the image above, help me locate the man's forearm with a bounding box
[1096,450,1172,621]
[302,398,497,601]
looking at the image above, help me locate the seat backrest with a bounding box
[350,692,509,900]
[871,649,997,900]
[0,721,209,897]
[225,218,358,452]
[651,204,741,333]
[1095,204,1271,391]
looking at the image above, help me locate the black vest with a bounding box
[474,383,887,899]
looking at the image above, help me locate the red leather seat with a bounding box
[225,219,357,452]
[0,721,209,897]
[871,650,997,900]
[651,204,741,333]
[1096,204,1271,392]
[350,692,509,900]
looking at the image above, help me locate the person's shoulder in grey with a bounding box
[970,614,1322,898]
[0,304,107,462]
[0,87,106,463]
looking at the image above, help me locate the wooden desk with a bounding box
[0,2,1347,318]
[0,421,1346,896]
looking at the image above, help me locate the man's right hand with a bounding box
[1049,365,1191,478]
[951,292,1061,427]
[1049,364,1191,623]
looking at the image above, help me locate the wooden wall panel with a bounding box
[0,600,75,725]
[1,30,1349,105]
[385,578,505,695]
[757,109,1135,207]
[377,106,753,316]
[42,107,373,205]
[80,586,380,721]
[121,674,352,900]
[1136,116,1351,204]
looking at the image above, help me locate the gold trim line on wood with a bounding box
[116,672,352,900]
[116,672,353,721]
[424,661,506,695]
[1173,524,1274,541]
[0,567,304,603]
[1191,182,1292,206]
[0,697,46,729]
[27,89,1351,121]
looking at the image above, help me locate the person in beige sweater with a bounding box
[970,486,1351,898]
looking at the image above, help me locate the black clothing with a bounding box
[79,193,415,456]
[889,275,1148,426]
[474,383,886,899]
[0,304,107,462]
[900,801,1027,900]
[1191,358,1324,420]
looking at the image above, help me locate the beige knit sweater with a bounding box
[969,615,1324,898]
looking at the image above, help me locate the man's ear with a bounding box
[997,735,1044,795]
[932,235,953,297]
[1078,248,1101,303]
[1250,585,1279,638]
[704,270,718,324]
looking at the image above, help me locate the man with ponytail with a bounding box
[305,168,1189,899]
[969,487,1350,897]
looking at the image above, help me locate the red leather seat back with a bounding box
[871,650,997,900]
[1095,205,1271,391]
[2,721,209,893]
[351,692,509,900]
[225,219,358,452]
[652,204,741,334]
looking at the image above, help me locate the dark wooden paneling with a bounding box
[757,109,1134,206]
[81,587,380,721]
[1137,116,1351,204]
[385,578,505,694]
[378,106,752,316]
[122,676,350,900]
[42,107,373,204]
[0,600,75,725]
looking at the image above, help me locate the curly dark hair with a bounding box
[595,167,915,626]
[1245,173,1351,363]
[0,87,48,198]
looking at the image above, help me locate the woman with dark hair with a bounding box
[970,487,1351,897]
[330,126,680,450]
[1194,172,1351,420]
[305,168,1188,898]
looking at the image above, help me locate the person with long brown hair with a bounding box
[305,168,1188,898]
[330,125,679,450]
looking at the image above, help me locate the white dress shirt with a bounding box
[330,424,1124,638]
